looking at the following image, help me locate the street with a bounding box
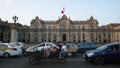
[0,53,120,68]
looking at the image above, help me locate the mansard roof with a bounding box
[30,15,98,25]
[99,23,120,29]
[108,23,120,27]
[71,20,89,24]
[44,21,56,24]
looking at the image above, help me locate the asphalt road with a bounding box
[0,53,120,68]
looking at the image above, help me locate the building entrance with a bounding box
[63,34,66,41]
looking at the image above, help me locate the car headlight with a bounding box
[87,53,94,57]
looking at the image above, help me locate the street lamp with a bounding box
[12,16,18,42]
[12,15,18,23]
[12,15,18,28]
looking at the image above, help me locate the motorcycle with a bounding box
[28,47,67,64]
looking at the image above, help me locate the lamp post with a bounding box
[12,15,18,29]
[12,15,18,42]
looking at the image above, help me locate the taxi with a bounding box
[66,43,78,56]
[0,43,22,58]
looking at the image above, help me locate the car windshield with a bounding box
[9,43,16,47]
[37,43,45,47]
[96,44,108,50]
[78,43,85,46]
[10,42,21,46]
[77,42,95,46]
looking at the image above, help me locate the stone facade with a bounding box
[112,25,120,42]
[0,15,120,44]
[0,19,10,42]
[17,15,99,43]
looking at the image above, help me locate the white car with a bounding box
[0,43,22,58]
[24,42,56,56]
[10,42,26,49]
[26,42,55,52]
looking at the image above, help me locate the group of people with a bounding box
[56,42,67,52]
[49,42,67,58]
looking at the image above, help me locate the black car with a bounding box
[84,42,120,65]
[77,42,97,53]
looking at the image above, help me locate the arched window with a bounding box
[82,26,85,30]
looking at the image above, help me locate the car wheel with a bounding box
[29,56,39,64]
[3,53,10,58]
[94,57,104,65]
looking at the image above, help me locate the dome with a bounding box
[62,15,67,20]
[90,16,94,20]
[35,16,39,20]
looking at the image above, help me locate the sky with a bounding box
[0,0,120,26]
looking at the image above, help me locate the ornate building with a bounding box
[17,15,98,43]
[0,15,120,44]
[97,23,120,43]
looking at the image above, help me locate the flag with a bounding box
[61,8,65,14]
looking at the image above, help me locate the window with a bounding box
[44,26,47,29]
[38,43,45,47]
[78,26,80,29]
[48,26,51,29]
[0,44,8,49]
[53,26,56,29]
[72,25,76,29]
[82,26,85,30]
[108,45,119,51]
[91,25,93,28]
[46,43,53,47]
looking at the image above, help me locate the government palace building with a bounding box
[0,15,120,44]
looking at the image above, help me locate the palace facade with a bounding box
[0,15,120,44]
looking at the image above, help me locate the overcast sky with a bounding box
[0,0,120,26]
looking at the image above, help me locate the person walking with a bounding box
[60,42,67,58]
[61,42,67,52]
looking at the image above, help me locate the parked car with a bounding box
[23,42,56,56]
[10,42,26,50]
[66,43,78,56]
[77,42,97,53]
[84,42,120,65]
[0,43,22,58]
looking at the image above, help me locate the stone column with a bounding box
[10,26,17,42]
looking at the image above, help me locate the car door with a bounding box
[0,45,4,56]
[46,43,52,48]
[104,44,120,62]
[0,44,8,56]
[117,45,120,62]
[37,43,45,50]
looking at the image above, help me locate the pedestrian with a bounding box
[55,42,62,58]
[59,42,67,58]
[61,42,67,52]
